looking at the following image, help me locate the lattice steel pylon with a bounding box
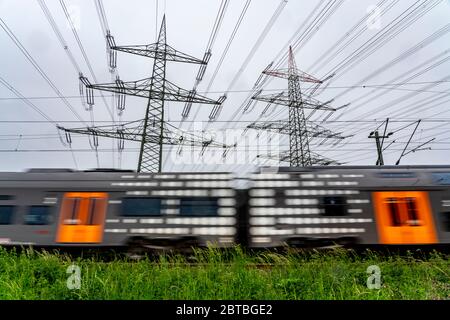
[60,15,227,173]
[247,46,345,167]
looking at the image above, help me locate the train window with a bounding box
[122,197,163,216]
[0,205,14,224]
[385,197,422,227]
[442,212,450,232]
[387,198,402,226]
[320,196,347,216]
[405,198,421,226]
[0,195,14,201]
[25,206,51,225]
[180,197,218,216]
[86,198,107,225]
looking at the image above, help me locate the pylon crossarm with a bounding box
[163,122,233,149]
[256,152,288,162]
[85,77,221,104]
[247,120,288,133]
[57,120,145,143]
[247,120,347,139]
[257,150,340,165]
[252,92,336,111]
[307,122,348,139]
[111,43,205,65]
[310,151,341,165]
[57,119,233,149]
[164,80,222,104]
[263,68,322,83]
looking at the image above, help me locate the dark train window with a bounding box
[121,197,163,216]
[386,197,422,227]
[320,196,347,216]
[387,198,402,226]
[405,198,421,226]
[60,197,81,224]
[25,206,51,225]
[441,212,450,232]
[378,172,416,178]
[0,195,14,201]
[180,197,218,216]
[0,206,14,224]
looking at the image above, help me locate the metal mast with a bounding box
[60,16,226,172]
[247,46,345,166]
[287,46,312,166]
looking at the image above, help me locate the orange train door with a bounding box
[56,192,108,243]
[373,191,437,244]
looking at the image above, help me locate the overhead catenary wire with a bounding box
[0,77,55,124]
[0,76,79,169]
[60,0,113,167]
[37,0,96,126]
[2,2,449,171]
[59,0,115,121]
[307,0,397,74]
[0,17,86,125]
[185,0,251,132]
[163,0,230,172]
[93,0,122,168]
[0,80,450,102]
[313,38,450,145]
[178,0,230,123]
[201,0,288,131]
[323,23,450,106]
[319,0,441,82]
[313,0,445,123]
[290,0,444,128]
[214,1,346,172]
[229,0,446,170]
[222,0,344,130]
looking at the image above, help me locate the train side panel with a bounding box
[247,166,450,247]
[0,171,239,249]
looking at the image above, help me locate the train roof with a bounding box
[0,165,450,175]
[0,165,449,181]
[273,165,450,172]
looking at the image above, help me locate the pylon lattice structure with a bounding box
[60,16,228,173]
[247,46,346,167]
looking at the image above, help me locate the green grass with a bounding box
[0,247,448,300]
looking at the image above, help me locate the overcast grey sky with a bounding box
[0,0,449,173]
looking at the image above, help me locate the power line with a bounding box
[185,0,251,131]
[221,0,345,131]
[0,80,448,102]
[3,147,450,153]
[37,0,96,127]
[0,77,55,123]
[93,0,122,168]
[312,0,445,123]
[204,0,287,128]
[59,0,115,121]
[2,119,450,124]
[0,17,86,124]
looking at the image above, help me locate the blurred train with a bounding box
[0,165,449,253]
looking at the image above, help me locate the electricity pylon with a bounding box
[60,15,226,173]
[247,46,346,166]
